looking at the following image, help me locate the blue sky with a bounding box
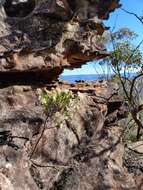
[62,0,143,76]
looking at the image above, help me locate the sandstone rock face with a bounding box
[0,0,120,84]
[0,82,140,189]
[0,1,142,189]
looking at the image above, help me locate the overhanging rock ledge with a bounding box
[0,0,121,83]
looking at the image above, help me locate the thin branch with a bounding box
[125,39,143,64]
[111,14,118,32]
[125,77,139,104]
[130,73,143,101]
[121,8,143,25]
[110,33,131,102]
[30,115,49,159]
[109,10,143,139]
[12,136,29,141]
[30,159,68,170]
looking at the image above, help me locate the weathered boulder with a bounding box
[0,82,140,189]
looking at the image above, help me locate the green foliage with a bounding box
[99,28,142,68]
[122,118,142,142]
[124,130,138,142]
[111,41,142,66]
[100,27,143,141]
[111,27,137,41]
[40,89,74,116]
[98,29,142,79]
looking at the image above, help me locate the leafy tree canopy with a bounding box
[99,27,143,69]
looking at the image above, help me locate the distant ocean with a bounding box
[59,74,112,83]
[59,73,137,83]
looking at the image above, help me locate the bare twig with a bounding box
[30,115,49,159]
[125,39,143,64]
[110,28,143,139]
[129,73,143,101]
[111,14,118,32]
[30,159,69,170]
[121,8,143,25]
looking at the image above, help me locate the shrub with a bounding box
[40,88,74,116]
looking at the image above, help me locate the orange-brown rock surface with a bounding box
[0,0,120,83]
[0,81,141,190]
[0,1,142,189]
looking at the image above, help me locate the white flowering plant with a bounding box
[40,88,74,116]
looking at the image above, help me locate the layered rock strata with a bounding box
[0,0,120,83]
[0,81,140,190]
[0,1,141,189]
